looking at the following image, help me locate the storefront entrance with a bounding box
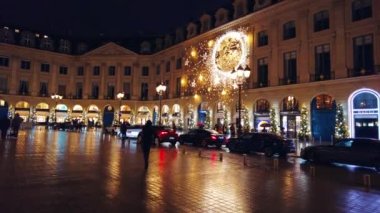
[349,89,380,139]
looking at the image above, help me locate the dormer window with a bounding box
[20,31,35,47]
[40,37,54,51]
[59,39,71,54]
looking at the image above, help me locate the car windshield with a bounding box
[206,129,219,134]
[335,139,354,148]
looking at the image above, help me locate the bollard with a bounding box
[243,154,248,166]
[273,158,279,170]
[363,174,371,188]
[198,149,202,157]
[310,166,316,177]
[219,152,223,162]
[182,148,186,155]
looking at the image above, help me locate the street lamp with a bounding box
[231,65,251,137]
[156,83,167,125]
[116,92,125,124]
[51,93,63,122]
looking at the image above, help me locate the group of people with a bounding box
[0,113,24,140]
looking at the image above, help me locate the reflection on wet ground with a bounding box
[0,129,379,212]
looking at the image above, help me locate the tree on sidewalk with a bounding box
[269,108,278,134]
[298,106,310,141]
[335,103,349,139]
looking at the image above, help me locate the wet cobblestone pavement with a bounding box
[0,129,379,213]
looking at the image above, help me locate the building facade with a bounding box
[0,0,379,140]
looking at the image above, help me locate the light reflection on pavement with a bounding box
[0,129,379,213]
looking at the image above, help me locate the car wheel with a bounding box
[264,147,274,157]
[179,138,185,145]
[279,151,287,158]
[308,151,318,163]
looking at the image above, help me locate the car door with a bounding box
[250,134,264,152]
[350,141,375,166]
[332,139,354,164]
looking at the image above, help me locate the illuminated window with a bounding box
[282,96,299,111]
[316,94,333,110]
[256,99,270,113]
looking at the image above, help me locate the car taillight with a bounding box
[211,135,217,140]
[159,131,168,137]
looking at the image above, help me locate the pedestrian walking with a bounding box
[0,116,10,141]
[11,113,23,138]
[141,120,154,170]
[120,121,127,142]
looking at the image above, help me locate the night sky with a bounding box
[0,0,232,39]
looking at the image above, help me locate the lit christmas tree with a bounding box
[298,106,310,140]
[335,103,349,139]
[269,108,278,134]
[243,109,250,133]
[205,112,211,129]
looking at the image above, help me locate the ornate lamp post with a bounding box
[116,92,125,124]
[51,93,63,122]
[231,65,251,137]
[156,83,167,125]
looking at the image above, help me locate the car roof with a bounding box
[338,138,380,143]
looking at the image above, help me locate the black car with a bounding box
[179,129,225,148]
[301,138,380,171]
[227,132,296,157]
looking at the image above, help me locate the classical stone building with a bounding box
[0,0,379,140]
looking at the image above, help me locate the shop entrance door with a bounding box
[354,117,379,139]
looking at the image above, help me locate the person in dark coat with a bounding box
[0,117,10,140]
[120,121,128,142]
[11,113,23,138]
[141,120,154,170]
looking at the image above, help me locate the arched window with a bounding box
[282,96,299,112]
[353,93,378,109]
[256,99,270,113]
[315,94,333,110]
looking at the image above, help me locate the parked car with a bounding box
[226,132,296,157]
[179,129,225,148]
[125,125,144,138]
[137,126,179,146]
[301,138,380,171]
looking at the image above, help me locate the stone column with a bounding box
[298,9,309,83]
[116,62,122,93]
[333,0,347,79]
[99,63,106,99]
[50,63,58,93]
[132,61,140,100]
[269,19,279,86]
[83,63,91,99]
[31,61,40,96]
[9,56,19,95]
